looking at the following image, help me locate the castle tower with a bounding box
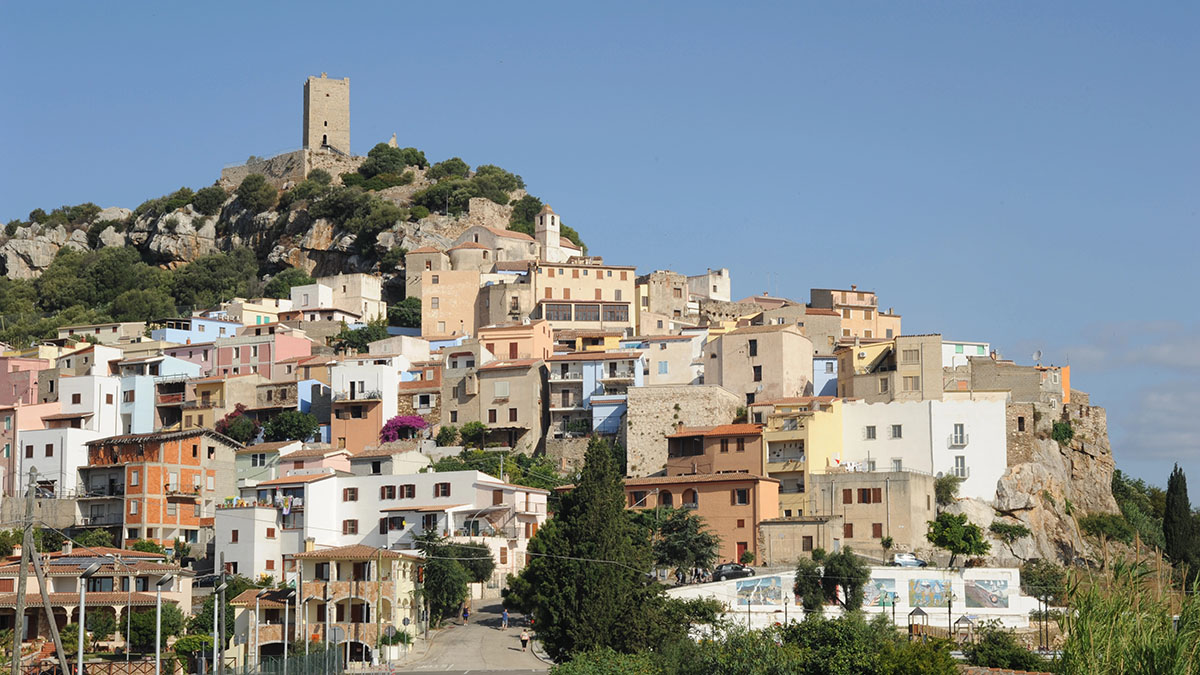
[303,73,350,154]
[535,204,565,262]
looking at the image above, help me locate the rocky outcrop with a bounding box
[947,401,1119,566]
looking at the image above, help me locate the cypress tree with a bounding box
[504,436,655,660]
[1163,464,1196,566]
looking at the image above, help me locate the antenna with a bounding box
[1032,350,1042,365]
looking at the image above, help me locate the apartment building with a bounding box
[836,334,944,403]
[664,424,764,476]
[234,440,304,486]
[150,317,242,344]
[0,402,60,496]
[0,357,50,407]
[441,344,548,453]
[635,270,698,331]
[17,375,121,496]
[623,473,779,564]
[546,351,644,438]
[949,357,1070,405]
[79,428,240,552]
[182,372,266,431]
[478,320,554,361]
[704,325,813,405]
[329,356,401,454]
[942,340,992,369]
[310,273,387,322]
[807,469,937,554]
[56,322,147,346]
[212,297,294,326]
[808,286,902,341]
[687,268,731,303]
[621,334,705,386]
[748,396,844,517]
[420,269,481,338]
[116,355,203,434]
[531,261,636,333]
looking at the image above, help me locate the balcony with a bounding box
[947,433,969,448]
[77,485,125,499]
[779,485,806,494]
[182,398,221,410]
[549,372,583,382]
[165,486,201,500]
[951,466,971,479]
[680,501,698,510]
[332,390,383,402]
[80,513,123,527]
[513,501,546,515]
[156,393,184,405]
[599,369,636,382]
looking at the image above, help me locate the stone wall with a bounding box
[397,393,441,428]
[220,150,307,189]
[305,149,364,183]
[1005,402,1038,466]
[624,384,742,476]
[544,437,592,474]
[0,496,79,530]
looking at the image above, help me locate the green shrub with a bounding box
[963,622,1046,670]
[307,168,333,185]
[410,205,430,220]
[379,246,406,274]
[191,186,227,216]
[4,220,20,237]
[1079,512,1135,544]
[235,174,278,213]
[263,268,313,299]
[1052,420,1074,445]
[436,425,459,447]
[358,144,427,178]
[428,157,470,181]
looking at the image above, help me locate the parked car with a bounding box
[712,563,755,581]
[889,553,928,567]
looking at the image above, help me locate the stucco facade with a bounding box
[704,325,813,405]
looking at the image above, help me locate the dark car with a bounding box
[712,563,755,581]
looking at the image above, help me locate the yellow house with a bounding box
[751,397,845,517]
[554,329,624,353]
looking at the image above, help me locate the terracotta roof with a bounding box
[40,411,94,421]
[0,592,161,607]
[274,355,310,364]
[560,237,581,248]
[407,246,443,255]
[86,428,242,449]
[750,396,840,407]
[379,504,471,513]
[493,261,532,272]
[351,441,421,459]
[805,307,841,317]
[190,372,259,383]
[0,561,183,576]
[624,474,779,487]
[538,205,556,215]
[255,473,335,487]
[287,544,421,561]
[483,227,535,242]
[281,446,347,460]
[555,329,623,339]
[478,358,540,372]
[625,335,694,343]
[448,241,490,251]
[230,588,298,609]
[397,380,439,391]
[236,440,302,454]
[546,351,641,363]
[2,546,164,562]
[666,424,763,439]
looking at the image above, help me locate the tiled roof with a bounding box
[235,440,301,454]
[408,246,443,254]
[555,329,623,339]
[379,504,471,513]
[493,261,532,272]
[230,588,298,609]
[281,446,347,460]
[351,441,421,459]
[2,546,164,563]
[805,307,841,316]
[726,324,802,336]
[560,237,581,248]
[86,428,242,449]
[666,424,763,439]
[625,335,694,342]
[482,227,534,242]
[40,411,94,421]
[624,474,779,487]
[287,544,421,561]
[478,358,540,372]
[448,241,490,251]
[255,473,335,487]
[0,592,161,607]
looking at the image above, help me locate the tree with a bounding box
[109,288,175,322]
[820,548,870,610]
[191,186,228,216]
[59,623,90,655]
[449,542,495,583]
[170,248,259,309]
[130,539,165,555]
[332,320,390,354]
[963,622,1047,670]
[926,513,990,566]
[380,414,428,442]
[509,195,543,230]
[235,174,278,213]
[641,507,720,572]
[262,411,319,442]
[87,612,117,641]
[934,475,961,510]
[989,520,1032,559]
[1051,420,1075,445]
[75,529,114,548]
[358,144,428,177]
[418,553,470,626]
[187,594,235,643]
[460,421,487,450]
[34,528,64,552]
[1020,558,1066,606]
[436,425,459,446]
[122,605,184,651]
[1165,464,1197,567]
[739,549,755,565]
[504,437,658,660]
[263,268,313,299]
[427,157,470,181]
[214,404,260,445]
[794,557,825,612]
[388,296,421,328]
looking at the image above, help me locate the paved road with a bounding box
[398,601,548,673]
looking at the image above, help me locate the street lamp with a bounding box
[254,589,270,671]
[103,554,133,662]
[212,581,227,675]
[155,574,174,675]
[78,563,101,675]
[282,589,296,675]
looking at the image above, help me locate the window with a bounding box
[342,487,358,502]
[251,453,267,467]
[265,559,275,571]
[748,339,758,357]
[802,536,813,552]
[575,304,600,322]
[842,308,851,319]
[842,488,853,504]
[886,329,894,338]
[45,443,53,457]
[720,439,729,453]
[952,423,966,445]
[431,274,439,284]
[430,297,439,309]
[380,485,396,499]
[825,361,834,374]
[736,438,745,452]
[955,344,964,354]
[422,513,438,531]
[544,304,572,321]
[602,305,629,322]
[509,408,518,422]
[891,458,903,471]
[902,349,920,363]
[954,456,967,478]
[266,527,276,539]
[736,519,745,528]
[842,329,850,337]
[879,377,889,394]
[400,484,415,499]
[872,523,883,538]
[865,425,876,440]
[24,445,32,459]
[1017,416,1026,432]
[434,482,451,497]
[844,523,854,538]
[499,547,508,564]
[903,376,920,391]
[657,361,669,375]
[890,424,902,439]
[752,365,762,382]
[129,501,138,515]
[732,488,749,505]
[342,520,358,535]
[488,409,497,423]
[494,381,510,398]
[71,393,81,404]
[166,503,177,516]
[449,411,458,423]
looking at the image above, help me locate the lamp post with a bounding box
[104,554,133,662]
[254,589,270,671]
[212,581,227,675]
[78,563,101,675]
[155,574,174,675]
[282,589,296,675]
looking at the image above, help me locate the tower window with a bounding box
[324,121,328,126]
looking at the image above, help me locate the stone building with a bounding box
[808,286,902,341]
[704,324,814,405]
[807,469,937,557]
[836,334,943,403]
[303,73,350,154]
[624,384,743,477]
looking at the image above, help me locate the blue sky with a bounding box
[2,2,1197,485]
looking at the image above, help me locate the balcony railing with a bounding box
[681,502,698,510]
[513,502,546,515]
[332,390,383,402]
[78,485,125,498]
[156,393,184,405]
[183,399,221,409]
[600,370,636,380]
[951,466,971,479]
[81,514,123,526]
[549,372,584,382]
[947,433,969,448]
[779,485,806,494]
[165,486,201,499]
[768,453,806,464]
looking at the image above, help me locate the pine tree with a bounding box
[503,436,656,660]
[1164,464,1196,567]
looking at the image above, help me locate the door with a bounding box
[561,390,570,407]
[509,342,518,359]
[735,541,748,562]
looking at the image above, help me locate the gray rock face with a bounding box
[97,206,132,222]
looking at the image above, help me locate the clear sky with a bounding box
[2,2,1197,485]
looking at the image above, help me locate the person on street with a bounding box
[462,605,470,624]
[520,628,530,652]
[501,608,509,629]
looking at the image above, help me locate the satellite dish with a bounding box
[1032,350,1042,364]
[858,352,866,359]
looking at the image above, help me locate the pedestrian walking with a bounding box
[462,605,470,624]
[501,608,509,629]
[520,628,530,652]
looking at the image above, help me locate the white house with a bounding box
[942,340,991,369]
[839,392,1008,501]
[17,375,121,496]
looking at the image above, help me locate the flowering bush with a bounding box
[380,414,428,442]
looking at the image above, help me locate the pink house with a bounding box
[0,358,50,407]
[277,446,352,474]
[0,401,61,496]
[211,331,313,378]
[162,342,217,376]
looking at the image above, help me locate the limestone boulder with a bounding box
[97,207,132,222]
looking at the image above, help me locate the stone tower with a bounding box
[303,73,350,154]
[536,204,566,262]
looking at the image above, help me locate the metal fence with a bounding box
[231,651,335,675]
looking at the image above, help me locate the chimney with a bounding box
[304,537,316,552]
[851,284,857,291]
[62,540,72,555]
[12,544,21,559]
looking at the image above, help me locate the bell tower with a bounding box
[303,73,350,154]
[535,204,564,262]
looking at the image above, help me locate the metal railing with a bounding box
[78,485,125,498]
[548,371,584,381]
[947,433,969,448]
[81,513,123,526]
[333,390,383,402]
[599,370,636,380]
[156,393,184,404]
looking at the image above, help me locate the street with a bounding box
[398,601,548,673]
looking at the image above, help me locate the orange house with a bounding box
[81,429,240,554]
[665,423,765,477]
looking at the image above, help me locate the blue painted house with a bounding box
[813,355,838,397]
[546,351,645,437]
[150,317,243,344]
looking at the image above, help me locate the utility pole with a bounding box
[29,544,68,671]
[12,468,36,675]
[217,553,226,675]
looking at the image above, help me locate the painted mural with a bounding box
[736,576,782,606]
[908,578,950,607]
[965,578,1009,608]
[864,578,897,607]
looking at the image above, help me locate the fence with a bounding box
[231,650,335,675]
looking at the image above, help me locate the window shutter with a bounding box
[843,523,853,539]
[379,518,387,535]
[842,489,852,505]
[872,487,882,503]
